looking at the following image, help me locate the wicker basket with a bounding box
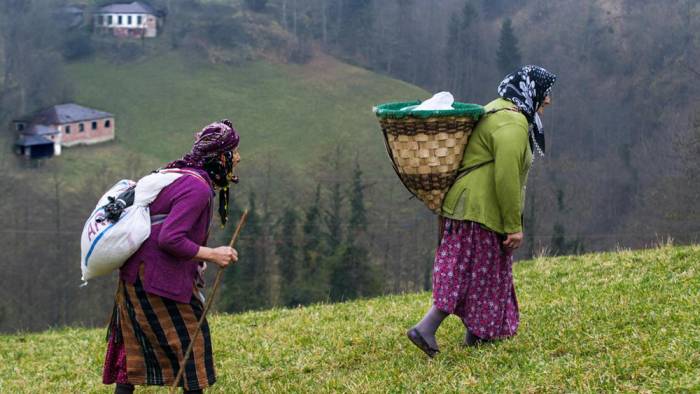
[374,101,484,213]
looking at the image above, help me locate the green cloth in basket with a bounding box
[374,101,485,119]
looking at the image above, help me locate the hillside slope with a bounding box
[37,52,425,188]
[1,245,698,392]
[0,50,433,334]
[7,50,426,193]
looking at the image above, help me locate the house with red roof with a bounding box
[13,103,115,159]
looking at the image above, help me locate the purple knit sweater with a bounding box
[120,168,214,303]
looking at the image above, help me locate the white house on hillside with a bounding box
[93,1,159,38]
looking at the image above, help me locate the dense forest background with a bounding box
[1,0,699,332]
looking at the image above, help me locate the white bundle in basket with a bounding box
[408,91,455,111]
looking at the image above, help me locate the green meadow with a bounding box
[1,245,698,393]
[44,52,426,189]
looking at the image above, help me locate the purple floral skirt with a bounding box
[432,219,519,340]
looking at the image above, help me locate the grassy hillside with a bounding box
[0,48,433,334]
[33,52,425,190]
[1,245,698,393]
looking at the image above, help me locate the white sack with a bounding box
[80,172,183,282]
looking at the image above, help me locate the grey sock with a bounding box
[413,305,449,350]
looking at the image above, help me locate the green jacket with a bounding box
[441,98,532,234]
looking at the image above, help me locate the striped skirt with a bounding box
[102,266,216,390]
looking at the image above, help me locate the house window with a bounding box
[137,16,142,25]
[105,120,111,128]
[91,121,97,130]
[98,15,104,25]
[79,123,85,132]
[118,15,123,25]
[66,125,71,134]
[108,15,113,25]
[16,123,25,131]
[128,16,132,25]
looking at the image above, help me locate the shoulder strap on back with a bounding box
[453,108,518,181]
[158,168,210,188]
[484,107,521,116]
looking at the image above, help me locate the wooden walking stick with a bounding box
[170,209,248,393]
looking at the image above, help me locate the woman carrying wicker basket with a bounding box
[407,66,557,357]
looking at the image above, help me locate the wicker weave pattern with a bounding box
[400,173,456,190]
[380,117,475,136]
[377,115,477,213]
[385,130,470,175]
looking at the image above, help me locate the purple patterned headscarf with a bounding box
[166,119,240,169]
[166,119,240,226]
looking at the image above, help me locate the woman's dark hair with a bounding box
[202,150,238,226]
[203,151,235,188]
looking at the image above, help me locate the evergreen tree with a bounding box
[444,1,479,94]
[329,159,381,301]
[324,146,344,251]
[329,241,382,301]
[220,195,246,312]
[328,243,354,301]
[525,182,537,258]
[303,184,323,261]
[297,184,329,304]
[479,0,520,19]
[348,159,367,236]
[550,222,567,255]
[326,183,342,250]
[496,18,522,76]
[337,0,373,60]
[550,187,584,255]
[276,205,301,306]
[244,0,268,12]
[445,13,463,91]
[392,0,419,84]
[221,193,268,312]
[252,193,272,308]
[677,112,700,222]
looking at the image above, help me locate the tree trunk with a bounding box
[282,0,287,29]
[321,0,327,45]
[293,0,298,37]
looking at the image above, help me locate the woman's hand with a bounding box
[196,246,238,268]
[503,232,523,251]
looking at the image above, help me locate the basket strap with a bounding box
[484,107,521,116]
[453,107,517,180]
[455,159,494,181]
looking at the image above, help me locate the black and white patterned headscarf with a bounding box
[497,65,557,156]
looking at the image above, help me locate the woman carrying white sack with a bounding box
[102,120,241,393]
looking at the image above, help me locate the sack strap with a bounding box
[150,214,168,225]
[158,168,211,189]
[147,169,213,226]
